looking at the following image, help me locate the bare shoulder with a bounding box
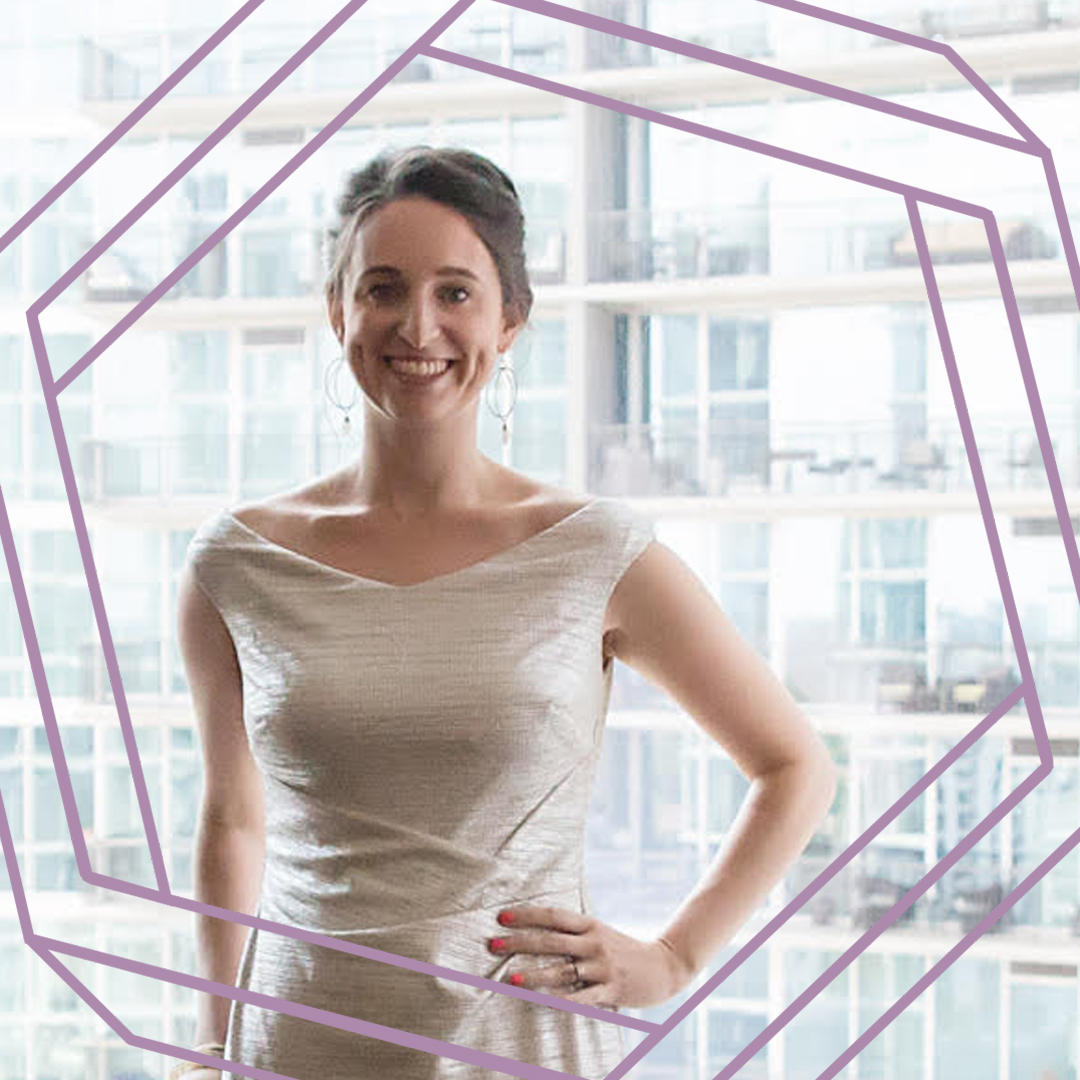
[516,482,595,526]
[605,539,834,781]
[229,475,345,534]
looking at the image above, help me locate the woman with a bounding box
[172,146,837,1080]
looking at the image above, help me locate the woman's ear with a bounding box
[327,289,345,346]
[498,316,524,356]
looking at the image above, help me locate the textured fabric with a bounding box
[185,496,655,1080]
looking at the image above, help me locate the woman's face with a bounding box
[328,195,521,427]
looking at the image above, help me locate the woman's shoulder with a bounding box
[225,475,345,539]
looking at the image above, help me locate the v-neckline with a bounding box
[221,497,603,591]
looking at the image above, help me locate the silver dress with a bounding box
[184,496,655,1079]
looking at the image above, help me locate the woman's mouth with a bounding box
[385,356,453,382]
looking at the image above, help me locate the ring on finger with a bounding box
[567,956,586,990]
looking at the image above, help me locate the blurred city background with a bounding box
[1,0,1080,1076]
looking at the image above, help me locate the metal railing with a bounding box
[588,205,770,283]
[79,15,569,103]
[69,414,1080,506]
[80,216,566,304]
[591,415,1080,499]
[867,0,1080,42]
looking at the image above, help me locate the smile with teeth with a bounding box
[386,357,452,377]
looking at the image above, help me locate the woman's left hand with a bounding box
[489,905,696,1011]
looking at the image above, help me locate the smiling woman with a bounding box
[175,145,836,1080]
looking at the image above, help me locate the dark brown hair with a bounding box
[323,145,534,330]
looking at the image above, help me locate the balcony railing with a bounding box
[76,427,569,504]
[68,413,1080,508]
[786,851,1027,937]
[591,416,1080,499]
[868,0,1080,42]
[585,189,1077,284]
[79,15,568,103]
[779,205,1076,277]
[584,1,772,68]
[588,206,770,283]
[81,215,566,304]
[616,631,1078,714]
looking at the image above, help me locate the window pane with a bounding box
[518,319,565,388]
[0,335,20,391]
[169,331,228,393]
[512,398,565,479]
[31,584,91,654]
[657,314,697,396]
[1010,983,1076,1080]
[935,959,999,1080]
[709,318,769,391]
[718,521,769,571]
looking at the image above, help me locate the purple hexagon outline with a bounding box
[0,0,1077,1077]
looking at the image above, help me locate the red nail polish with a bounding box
[489,938,505,952]
[510,973,525,986]
[497,911,516,926]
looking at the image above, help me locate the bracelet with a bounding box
[168,1042,226,1080]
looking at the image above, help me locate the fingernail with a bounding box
[489,938,506,952]
[509,973,525,986]
[497,911,516,926]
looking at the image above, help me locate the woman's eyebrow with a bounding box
[358,265,481,281]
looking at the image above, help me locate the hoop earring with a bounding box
[484,352,517,451]
[324,353,360,436]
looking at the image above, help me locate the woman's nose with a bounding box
[398,293,439,349]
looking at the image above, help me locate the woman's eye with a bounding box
[366,284,394,300]
[444,286,470,303]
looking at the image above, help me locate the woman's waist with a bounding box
[258,857,586,934]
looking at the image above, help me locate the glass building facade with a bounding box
[2,0,1080,1076]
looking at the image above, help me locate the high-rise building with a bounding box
[1,1,1079,1077]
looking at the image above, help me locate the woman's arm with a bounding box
[606,539,838,977]
[192,818,265,1047]
[176,565,267,1051]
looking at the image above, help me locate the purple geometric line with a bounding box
[751,0,1043,144]
[814,104,1080,1080]
[424,43,1021,213]
[817,798,1080,1080]
[491,0,1038,156]
[0,745,648,1080]
[23,313,172,891]
[18,0,482,908]
[959,203,1080,659]
[40,0,389,381]
[2,0,1075,1074]
[53,19,1028,397]
[31,933,589,1080]
[419,7,1075,1077]
[0,452,169,888]
[0,472,1033,1073]
[698,179,1070,1080]
[1040,154,1080,315]
[0,0,270,261]
[933,45,1043,146]
[636,686,1021,1027]
[602,689,1033,1079]
[29,939,136,1040]
[0,688,653,1037]
[0,548,1021,1035]
[753,0,964,53]
[710,758,1052,1080]
[909,195,1047,752]
[0,441,1033,1069]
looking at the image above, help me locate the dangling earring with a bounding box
[324,352,360,436]
[485,352,517,452]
